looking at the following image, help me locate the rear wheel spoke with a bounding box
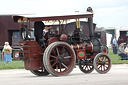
[56,48,60,56]
[52,49,57,56]
[61,63,68,69]
[64,56,71,59]
[60,47,64,54]
[50,55,57,59]
[56,64,58,72]
[52,62,57,67]
[50,59,55,63]
[59,63,62,72]
[62,50,67,57]
[63,60,70,64]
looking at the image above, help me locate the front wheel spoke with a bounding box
[98,65,102,69]
[61,63,68,69]
[87,66,90,70]
[100,65,103,71]
[98,57,102,62]
[103,65,106,70]
[88,65,92,69]
[88,66,92,70]
[105,60,109,62]
[102,65,105,71]
[105,61,109,64]
[103,58,107,62]
[97,61,102,65]
[84,66,88,70]
[105,59,109,62]
[102,56,105,61]
[101,65,105,71]
[83,65,86,69]
[104,65,108,69]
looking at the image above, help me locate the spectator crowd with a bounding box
[112,36,128,60]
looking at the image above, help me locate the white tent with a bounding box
[106,33,112,48]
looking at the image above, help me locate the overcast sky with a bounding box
[0,0,128,27]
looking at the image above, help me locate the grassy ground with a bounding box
[0,60,24,70]
[109,48,128,64]
[0,49,128,70]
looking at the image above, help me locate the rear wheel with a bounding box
[43,42,76,76]
[93,53,111,74]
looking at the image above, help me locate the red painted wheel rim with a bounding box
[96,55,111,72]
[49,44,75,74]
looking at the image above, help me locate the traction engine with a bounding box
[13,7,111,76]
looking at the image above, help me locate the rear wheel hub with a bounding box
[57,56,63,62]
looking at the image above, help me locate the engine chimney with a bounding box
[87,7,94,39]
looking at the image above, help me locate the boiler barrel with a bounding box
[71,42,93,53]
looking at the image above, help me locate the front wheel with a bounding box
[93,53,111,74]
[43,42,76,76]
[78,59,94,74]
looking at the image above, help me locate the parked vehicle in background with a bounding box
[118,31,128,46]
[0,15,34,59]
[104,27,128,45]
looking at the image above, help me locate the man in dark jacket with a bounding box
[113,36,118,54]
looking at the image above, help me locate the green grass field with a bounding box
[109,48,128,64]
[0,60,24,70]
[0,49,128,70]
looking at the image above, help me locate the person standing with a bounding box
[113,36,118,54]
[3,42,12,65]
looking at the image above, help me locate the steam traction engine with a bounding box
[13,8,111,76]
